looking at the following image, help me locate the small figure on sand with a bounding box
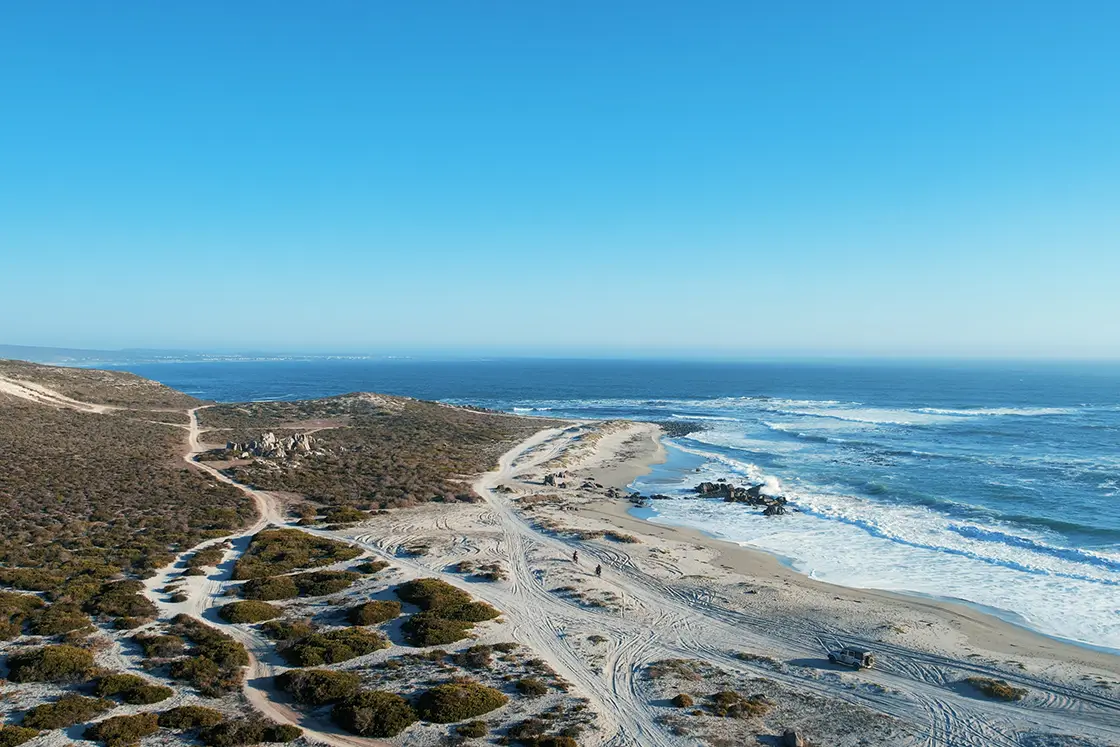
[595,564,602,577]
[572,550,579,563]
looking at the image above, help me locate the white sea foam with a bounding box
[633,447,1120,650]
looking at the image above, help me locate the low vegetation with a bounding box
[415,680,509,723]
[219,600,282,623]
[260,619,314,641]
[84,713,160,747]
[516,677,550,697]
[281,626,389,666]
[7,644,96,683]
[332,690,418,738]
[275,668,361,705]
[197,719,301,747]
[232,529,361,580]
[706,690,773,719]
[134,632,186,659]
[291,569,360,596]
[0,591,44,639]
[157,706,226,730]
[396,578,501,646]
[168,614,249,696]
[0,374,253,591]
[0,726,39,747]
[22,694,115,730]
[965,676,1029,701]
[671,693,694,708]
[349,599,401,625]
[203,395,551,507]
[240,575,298,600]
[94,673,174,704]
[29,601,93,636]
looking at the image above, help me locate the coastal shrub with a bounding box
[232,529,361,580]
[198,719,302,747]
[291,570,360,597]
[158,706,226,730]
[323,506,366,524]
[671,693,694,708]
[0,568,65,592]
[707,691,772,719]
[260,619,314,641]
[0,726,39,747]
[416,680,509,723]
[356,560,389,574]
[0,591,45,640]
[219,600,282,623]
[240,576,298,601]
[95,673,149,697]
[451,644,493,669]
[402,610,473,646]
[187,546,226,571]
[83,580,157,621]
[966,677,1028,701]
[168,615,248,695]
[516,677,549,697]
[7,644,96,683]
[134,632,186,659]
[395,578,472,611]
[22,694,115,729]
[349,600,401,625]
[457,720,489,738]
[275,668,361,705]
[29,602,93,636]
[84,713,160,747]
[281,627,388,666]
[331,690,418,738]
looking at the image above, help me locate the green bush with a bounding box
[260,619,314,641]
[240,576,298,601]
[332,690,417,738]
[22,694,115,729]
[158,706,226,730]
[83,580,157,621]
[233,529,361,580]
[450,645,492,669]
[95,673,149,697]
[456,720,488,738]
[401,611,472,646]
[134,632,186,658]
[30,602,93,636]
[516,677,549,697]
[281,627,388,666]
[395,578,472,611]
[416,681,509,723]
[349,600,401,626]
[706,690,772,718]
[0,726,39,747]
[198,718,301,747]
[219,600,282,623]
[965,677,1028,701]
[355,560,389,574]
[84,713,160,747]
[95,672,173,704]
[0,591,45,640]
[169,656,242,697]
[275,668,361,705]
[291,570,360,597]
[323,506,367,524]
[7,644,96,683]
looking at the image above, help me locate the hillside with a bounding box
[198,394,560,507]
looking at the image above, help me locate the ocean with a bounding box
[109,358,1120,651]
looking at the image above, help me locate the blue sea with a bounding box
[110,359,1120,650]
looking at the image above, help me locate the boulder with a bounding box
[762,503,787,517]
[782,729,805,747]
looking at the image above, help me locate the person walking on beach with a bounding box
[595,564,602,578]
[572,550,579,563]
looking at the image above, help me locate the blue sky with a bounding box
[2,2,1118,357]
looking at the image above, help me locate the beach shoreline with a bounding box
[578,423,1120,672]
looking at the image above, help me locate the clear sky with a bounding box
[2,2,1118,358]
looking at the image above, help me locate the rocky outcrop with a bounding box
[782,730,805,747]
[228,432,314,459]
[694,481,789,515]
